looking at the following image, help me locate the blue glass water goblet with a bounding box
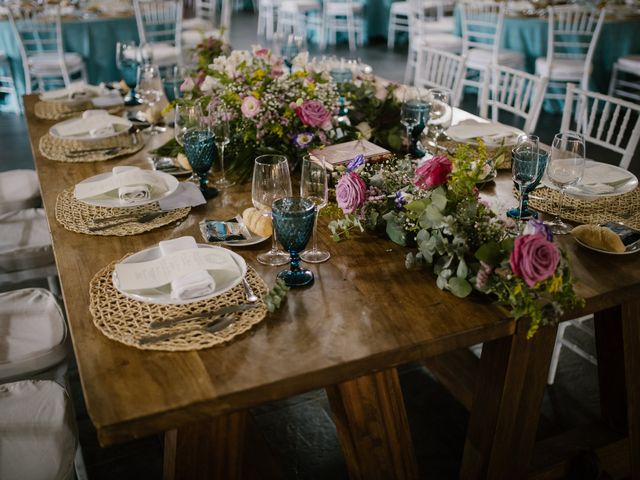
[507,135,548,221]
[272,197,316,287]
[401,88,429,158]
[183,128,218,200]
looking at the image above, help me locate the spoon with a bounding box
[88,211,164,231]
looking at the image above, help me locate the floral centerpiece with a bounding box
[329,147,583,338]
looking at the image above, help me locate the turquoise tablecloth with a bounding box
[0,15,138,106]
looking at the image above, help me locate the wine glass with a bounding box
[272,197,316,287]
[401,87,429,158]
[426,88,453,153]
[162,65,182,103]
[545,132,586,234]
[507,135,548,222]
[300,154,330,263]
[115,41,141,106]
[174,103,202,183]
[138,63,165,134]
[210,109,234,188]
[183,115,218,200]
[252,155,292,266]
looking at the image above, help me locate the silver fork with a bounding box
[138,313,237,345]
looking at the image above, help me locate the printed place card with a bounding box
[311,139,391,166]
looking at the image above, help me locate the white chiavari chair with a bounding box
[182,0,232,45]
[480,63,548,134]
[8,6,87,94]
[134,0,183,69]
[387,1,410,49]
[319,0,365,51]
[0,51,20,112]
[547,83,640,384]
[276,0,321,41]
[414,47,466,107]
[535,5,605,102]
[609,55,640,103]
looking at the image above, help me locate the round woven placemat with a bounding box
[34,100,124,120]
[528,186,640,230]
[55,187,190,236]
[39,131,143,162]
[89,259,269,351]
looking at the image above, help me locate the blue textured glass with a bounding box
[272,197,316,287]
[508,150,548,220]
[120,60,139,88]
[401,100,430,158]
[183,129,218,198]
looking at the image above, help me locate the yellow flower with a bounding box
[548,274,563,294]
[293,70,306,79]
[253,69,266,80]
[250,90,261,99]
[513,282,523,296]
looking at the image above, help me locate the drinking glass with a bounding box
[138,63,165,134]
[252,155,293,266]
[280,34,304,71]
[545,132,586,234]
[401,87,429,157]
[426,88,453,153]
[211,109,234,188]
[507,135,548,222]
[115,41,141,106]
[162,65,182,103]
[183,116,218,200]
[174,104,202,183]
[272,197,316,287]
[300,155,330,263]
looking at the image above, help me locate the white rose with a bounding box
[292,51,309,68]
[210,56,227,73]
[200,75,219,94]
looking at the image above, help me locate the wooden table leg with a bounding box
[622,299,640,477]
[460,319,557,479]
[326,368,418,480]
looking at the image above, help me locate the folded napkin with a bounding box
[40,82,102,102]
[54,110,131,138]
[570,162,633,195]
[447,120,523,145]
[159,237,215,300]
[74,166,166,201]
[112,166,150,204]
[91,92,125,109]
[158,182,206,210]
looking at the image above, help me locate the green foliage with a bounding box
[264,279,290,312]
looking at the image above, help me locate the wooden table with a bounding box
[23,95,640,479]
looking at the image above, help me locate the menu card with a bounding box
[310,139,391,166]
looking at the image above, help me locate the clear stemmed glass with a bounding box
[210,109,234,188]
[401,87,429,158]
[300,154,330,263]
[137,63,165,134]
[115,41,141,106]
[508,135,548,223]
[545,132,586,234]
[426,88,453,153]
[182,114,218,200]
[272,197,316,287]
[252,154,292,266]
[174,103,202,184]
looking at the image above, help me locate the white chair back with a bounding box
[194,0,218,25]
[414,47,466,107]
[459,1,505,63]
[480,64,548,134]
[561,83,640,170]
[134,0,183,48]
[546,6,605,89]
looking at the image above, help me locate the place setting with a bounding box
[54,165,204,236]
[88,235,269,351]
[34,82,125,121]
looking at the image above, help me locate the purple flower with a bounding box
[295,99,331,128]
[346,154,365,172]
[523,219,553,241]
[240,96,261,118]
[336,171,367,214]
[510,233,560,288]
[394,191,410,209]
[293,132,314,149]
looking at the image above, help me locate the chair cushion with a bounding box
[417,16,454,33]
[147,43,180,67]
[468,48,524,70]
[28,52,84,74]
[182,29,221,46]
[0,208,54,273]
[535,57,586,81]
[0,380,76,480]
[390,1,410,16]
[0,288,67,381]
[280,0,321,13]
[182,17,213,31]
[0,170,40,215]
[325,1,364,15]
[618,55,640,74]
[414,33,462,53]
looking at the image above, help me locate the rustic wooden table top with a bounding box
[23,95,640,447]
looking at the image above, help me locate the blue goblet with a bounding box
[183,128,218,200]
[272,197,316,287]
[507,135,548,221]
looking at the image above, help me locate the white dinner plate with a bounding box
[542,160,638,200]
[446,121,525,148]
[222,230,270,247]
[49,115,132,141]
[75,170,179,208]
[112,244,247,305]
[574,237,640,255]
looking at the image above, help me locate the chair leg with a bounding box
[547,322,568,385]
[608,62,619,97]
[347,15,356,51]
[388,22,395,49]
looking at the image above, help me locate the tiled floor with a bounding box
[0,10,616,480]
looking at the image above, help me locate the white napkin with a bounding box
[54,110,131,138]
[447,120,522,145]
[579,162,632,194]
[159,237,216,300]
[91,92,125,109]
[40,82,101,101]
[158,182,206,210]
[112,166,150,204]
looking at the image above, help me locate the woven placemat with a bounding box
[39,131,143,162]
[55,187,190,236]
[89,259,269,351]
[527,186,640,230]
[34,100,124,120]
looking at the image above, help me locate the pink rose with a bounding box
[180,77,195,92]
[241,96,261,118]
[510,233,560,288]
[414,155,452,189]
[295,99,331,128]
[336,171,367,214]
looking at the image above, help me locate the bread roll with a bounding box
[176,153,192,171]
[571,224,626,253]
[242,207,272,237]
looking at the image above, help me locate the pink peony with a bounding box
[510,233,560,288]
[240,96,261,118]
[414,155,452,189]
[336,172,367,214]
[180,77,195,92]
[295,99,331,128]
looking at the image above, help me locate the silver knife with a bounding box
[148,303,258,330]
[138,313,239,345]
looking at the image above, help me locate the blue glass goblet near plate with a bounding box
[183,128,219,200]
[507,135,548,221]
[401,88,429,158]
[272,197,316,287]
[115,41,141,106]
